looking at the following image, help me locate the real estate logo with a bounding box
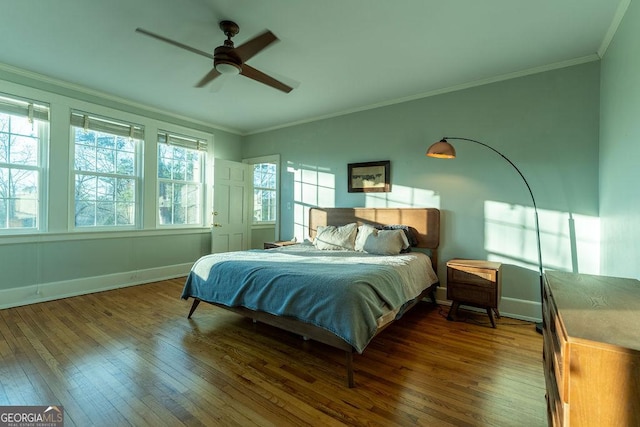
[0,405,64,427]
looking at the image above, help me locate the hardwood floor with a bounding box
[0,278,547,426]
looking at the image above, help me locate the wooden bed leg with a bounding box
[187,298,201,319]
[346,350,354,388]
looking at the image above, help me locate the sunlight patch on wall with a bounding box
[286,162,442,242]
[288,162,336,241]
[484,200,600,274]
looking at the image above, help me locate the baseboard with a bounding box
[432,286,542,323]
[3,275,543,324]
[0,263,193,310]
[495,296,542,323]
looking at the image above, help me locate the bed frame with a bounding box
[186,207,441,387]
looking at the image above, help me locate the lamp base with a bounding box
[535,322,543,334]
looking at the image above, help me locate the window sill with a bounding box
[0,227,211,246]
[252,222,276,230]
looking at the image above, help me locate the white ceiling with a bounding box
[0,0,625,135]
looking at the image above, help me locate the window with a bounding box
[71,111,143,228]
[0,93,49,232]
[252,162,277,223]
[157,132,205,226]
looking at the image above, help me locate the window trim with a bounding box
[156,130,206,228]
[0,92,50,234]
[70,111,144,231]
[244,154,280,239]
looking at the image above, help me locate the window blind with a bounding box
[0,93,49,122]
[70,111,144,140]
[158,131,207,151]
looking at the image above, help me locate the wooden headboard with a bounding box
[308,207,441,268]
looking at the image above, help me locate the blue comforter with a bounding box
[181,250,419,353]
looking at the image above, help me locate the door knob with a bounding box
[213,222,222,227]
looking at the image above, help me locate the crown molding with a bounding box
[0,54,602,139]
[0,62,242,135]
[597,0,631,58]
[245,55,600,136]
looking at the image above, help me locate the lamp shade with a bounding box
[426,138,456,158]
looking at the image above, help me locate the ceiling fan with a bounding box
[135,20,293,93]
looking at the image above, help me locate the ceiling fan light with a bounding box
[215,61,241,75]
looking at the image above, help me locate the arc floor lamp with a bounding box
[427,137,543,333]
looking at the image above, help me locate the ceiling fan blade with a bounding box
[195,68,222,87]
[135,28,214,60]
[234,30,278,62]
[240,64,293,93]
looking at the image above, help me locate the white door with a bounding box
[212,158,251,253]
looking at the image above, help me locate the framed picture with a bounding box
[348,160,391,193]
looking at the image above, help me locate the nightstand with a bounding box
[263,241,298,249]
[446,259,502,328]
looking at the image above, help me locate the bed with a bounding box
[182,207,441,387]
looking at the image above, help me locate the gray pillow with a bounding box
[377,224,419,247]
[362,229,409,255]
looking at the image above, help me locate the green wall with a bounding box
[600,0,640,279]
[0,69,242,305]
[0,233,210,289]
[243,62,602,319]
[2,36,618,318]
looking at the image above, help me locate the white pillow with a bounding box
[363,229,410,255]
[355,223,377,251]
[314,223,358,250]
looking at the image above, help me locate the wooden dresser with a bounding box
[543,270,640,426]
